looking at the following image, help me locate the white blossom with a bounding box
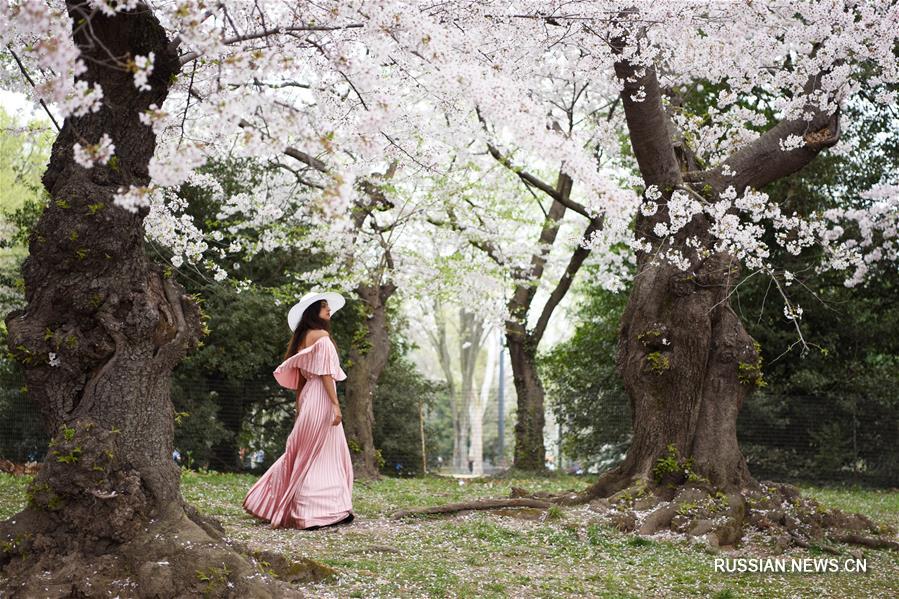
[73,134,114,168]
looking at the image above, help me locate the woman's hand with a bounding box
[331,404,342,426]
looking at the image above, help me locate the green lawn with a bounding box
[1,472,897,598]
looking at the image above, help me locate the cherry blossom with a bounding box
[3,0,897,309]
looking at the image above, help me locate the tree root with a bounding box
[828,533,899,551]
[0,503,326,598]
[0,459,40,476]
[394,474,899,554]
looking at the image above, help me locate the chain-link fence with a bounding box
[1,369,896,487]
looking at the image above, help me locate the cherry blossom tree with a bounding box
[0,0,378,593]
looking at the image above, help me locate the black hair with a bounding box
[284,300,333,360]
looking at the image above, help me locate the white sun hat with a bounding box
[287,291,345,331]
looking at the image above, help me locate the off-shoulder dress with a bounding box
[242,336,354,529]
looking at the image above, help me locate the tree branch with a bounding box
[610,29,681,188]
[178,23,363,65]
[531,216,604,344]
[483,138,559,198]
[508,172,572,330]
[483,139,595,219]
[283,146,329,173]
[707,103,840,194]
[428,210,506,267]
[5,46,61,132]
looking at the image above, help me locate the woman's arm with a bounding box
[321,374,342,425]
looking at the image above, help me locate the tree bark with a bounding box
[0,4,296,595]
[610,242,758,492]
[504,173,572,471]
[344,282,395,480]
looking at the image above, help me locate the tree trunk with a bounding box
[0,4,296,596]
[456,308,482,472]
[344,282,394,480]
[607,244,758,494]
[452,415,470,472]
[507,331,546,471]
[505,173,570,472]
[468,329,497,476]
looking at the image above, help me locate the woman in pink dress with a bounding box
[243,291,355,530]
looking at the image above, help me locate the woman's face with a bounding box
[319,301,331,321]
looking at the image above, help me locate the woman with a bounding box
[242,291,355,530]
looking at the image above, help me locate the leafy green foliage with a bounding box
[538,273,631,471]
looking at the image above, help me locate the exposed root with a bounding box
[394,473,899,554]
[828,533,899,551]
[0,459,40,476]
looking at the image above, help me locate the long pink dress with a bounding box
[243,336,354,529]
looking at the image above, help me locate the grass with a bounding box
[1,471,897,598]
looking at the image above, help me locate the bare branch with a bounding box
[283,146,329,173]
[5,46,61,131]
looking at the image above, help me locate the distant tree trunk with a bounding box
[0,4,294,595]
[457,308,482,472]
[468,329,497,475]
[452,413,470,471]
[428,299,464,471]
[506,332,547,471]
[344,282,395,480]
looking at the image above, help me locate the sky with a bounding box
[0,90,48,124]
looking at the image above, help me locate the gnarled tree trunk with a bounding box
[586,32,841,502]
[344,282,395,480]
[610,242,757,493]
[0,4,299,596]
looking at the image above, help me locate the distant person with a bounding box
[243,292,355,530]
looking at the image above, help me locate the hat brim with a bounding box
[287,292,345,331]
